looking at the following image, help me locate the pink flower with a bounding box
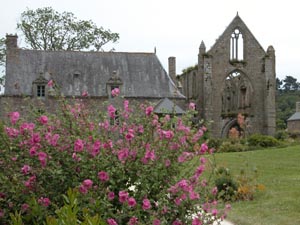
[21,165,31,175]
[225,204,232,210]
[72,153,81,162]
[212,186,218,196]
[74,139,84,152]
[108,105,116,118]
[165,159,171,167]
[124,100,129,112]
[125,132,134,141]
[195,165,205,177]
[82,90,88,96]
[200,157,206,164]
[192,218,202,225]
[29,146,38,156]
[172,220,182,225]
[162,130,174,139]
[31,133,41,144]
[153,219,161,225]
[10,111,20,125]
[142,198,151,210]
[5,127,19,138]
[38,152,47,161]
[200,143,208,154]
[201,179,208,187]
[118,191,129,203]
[21,203,30,212]
[189,102,196,110]
[118,148,129,163]
[111,88,120,97]
[82,179,93,189]
[38,151,48,167]
[91,140,101,157]
[20,122,35,134]
[107,218,118,225]
[47,79,53,87]
[212,208,218,216]
[189,191,200,200]
[129,217,138,225]
[128,197,137,207]
[107,191,115,200]
[39,115,48,125]
[98,171,109,182]
[38,197,51,207]
[145,106,153,116]
[50,134,60,146]
[79,185,88,194]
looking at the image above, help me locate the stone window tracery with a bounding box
[230,28,244,61]
[222,71,252,116]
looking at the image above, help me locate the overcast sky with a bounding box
[1,0,300,81]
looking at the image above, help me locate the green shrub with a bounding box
[208,138,223,150]
[219,141,248,153]
[214,167,238,201]
[247,134,281,147]
[275,130,289,140]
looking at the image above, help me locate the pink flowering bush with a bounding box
[0,93,230,224]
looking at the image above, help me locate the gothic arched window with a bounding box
[222,71,252,116]
[230,28,244,61]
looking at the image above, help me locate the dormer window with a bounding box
[32,75,48,98]
[106,71,123,99]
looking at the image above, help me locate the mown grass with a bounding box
[210,145,300,225]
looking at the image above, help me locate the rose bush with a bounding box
[0,89,230,224]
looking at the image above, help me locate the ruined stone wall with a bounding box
[180,15,276,137]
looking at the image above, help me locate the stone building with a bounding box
[287,102,300,133]
[0,35,185,118]
[179,14,276,137]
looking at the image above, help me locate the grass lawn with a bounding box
[210,145,300,225]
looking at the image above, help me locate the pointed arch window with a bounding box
[222,71,252,116]
[230,28,244,61]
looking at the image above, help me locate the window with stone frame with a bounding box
[230,28,244,61]
[222,71,252,116]
[37,85,46,97]
[32,76,48,98]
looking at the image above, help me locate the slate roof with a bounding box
[154,98,185,115]
[287,112,300,121]
[5,49,184,99]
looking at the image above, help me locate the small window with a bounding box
[37,85,45,97]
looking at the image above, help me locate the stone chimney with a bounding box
[5,34,18,50]
[168,57,176,84]
[296,102,300,112]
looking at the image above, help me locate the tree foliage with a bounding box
[17,7,119,51]
[0,37,5,86]
[276,75,300,129]
[282,75,299,91]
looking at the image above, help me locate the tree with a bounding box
[283,75,299,91]
[276,77,282,91]
[17,7,119,51]
[0,37,5,88]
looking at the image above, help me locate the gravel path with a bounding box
[217,220,234,225]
